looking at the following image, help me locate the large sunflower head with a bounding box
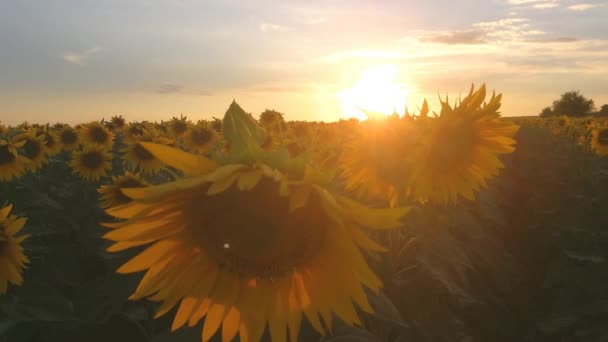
[98,171,149,208]
[80,122,115,149]
[103,101,410,342]
[69,145,112,182]
[13,131,48,172]
[0,203,29,294]
[407,84,519,204]
[0,140,28,182]
[121,128,174,175]
[184,125,217,154]
[57,125,80,151]
[340,118,421,207]
[591,127,608,156]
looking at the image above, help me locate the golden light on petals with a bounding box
[104,144,409,342]
[0,203,29,294]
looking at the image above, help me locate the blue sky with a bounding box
[1,0,607,124]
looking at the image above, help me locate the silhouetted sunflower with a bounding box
[0,140,28,182]
[408,84,519,204]
[57,125,80,151]
[80,122,114,149]
[184,125,217,153]
[98,171,149,208]
[168,116,189,138]
[0,203,29,294]
[110,115,127,130]
[104,142,409,342]
[591,127,608,156]
[13,131,48,172]
[70,145,112,181]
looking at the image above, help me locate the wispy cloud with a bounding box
[155,84,212,96]
[568,3,604,11]
[533,2,559,9]
[259,22,287,32]
[62,47,100,65]
[419,29,486,45]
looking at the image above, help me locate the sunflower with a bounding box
[36,129,62,156]
[591,127,608,156]
[13,131,48,172]
[104,142,409,342]
[184,125,217,154]
[0,140,28,182]
[123,123,147,143]
[57,125,80,151]
[168,116,190,138]
[110,115,127,130]
[0,203,29,294]
[340,117,420,207]
[69,145,112,181]
[407,84,518,204]
[98,171,149,208]
[80,122,114,149]
[122,128,173,175]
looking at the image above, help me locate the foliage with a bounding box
[543,91,596,118]
[1,90,608,341]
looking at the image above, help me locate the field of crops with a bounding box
[1,85,608,342]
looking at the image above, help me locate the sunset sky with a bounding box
[1,0,607,124]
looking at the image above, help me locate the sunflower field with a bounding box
[1,85,608,342]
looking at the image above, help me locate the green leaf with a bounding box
[221,100,266,159]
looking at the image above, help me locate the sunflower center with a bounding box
[598,130,608,145]
[190,128,213,146]
[22,139,42,158]
[0,232,8,255]
[81,151,104,169]
[190,178,327,277]
[89,126,109,143]
[133,143,155,161]
[0,145,16,165]
[428,120,476,171]
[60,130,78,145]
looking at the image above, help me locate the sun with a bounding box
[337,65,409,121]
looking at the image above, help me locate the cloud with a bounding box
[419,29,486,45]
[155,84,212,96]
[156,84,183,94]
[568,3,604,11]
[533,2,559,9]
[259,22,287,32]
[62,47,99,65]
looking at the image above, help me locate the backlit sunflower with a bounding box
[184,125,217,154]
[69,145,112,182]
[80,122,115,149]
[57,125,80,151]
[340,117,420,207]
[122,128,173,175]
[407,84,519,204]
[98,171,149,208]
[0,203,29,294]
[13,131,48,172]
[104,142,409,342]
[0,140,28,182]
[591,127,608,156]
[123,123,147,143]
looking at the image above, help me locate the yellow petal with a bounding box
[237,169,264,191]
[138,142,218,175]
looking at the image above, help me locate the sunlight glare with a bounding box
[337,65,409,121]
